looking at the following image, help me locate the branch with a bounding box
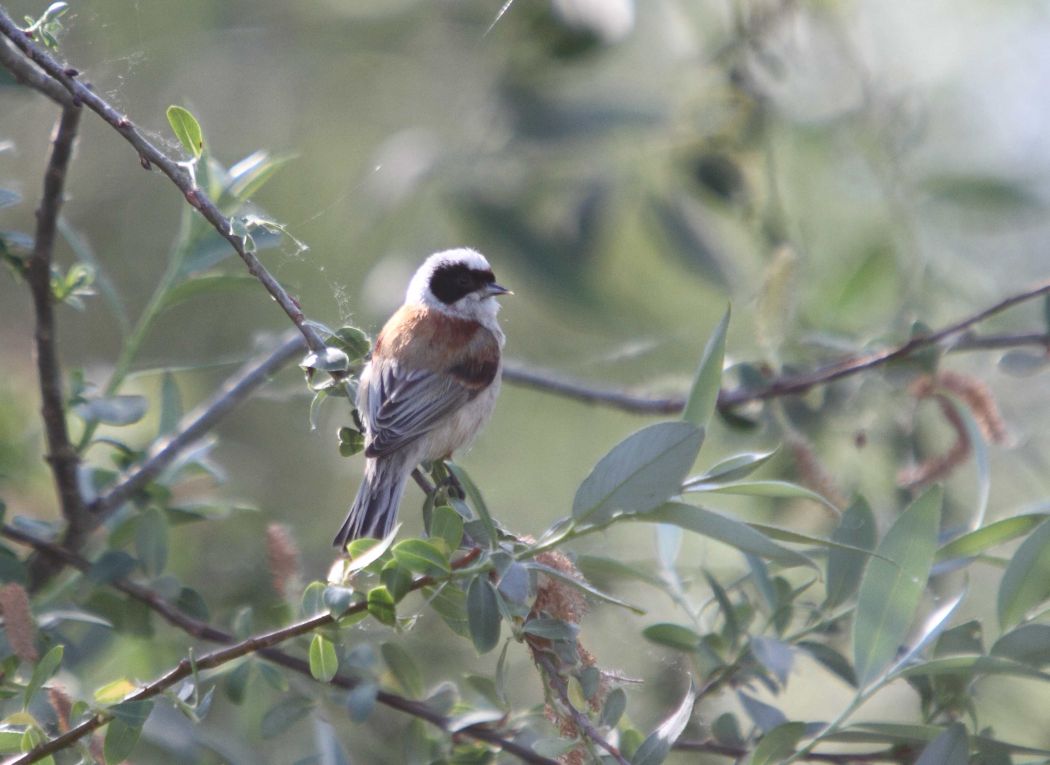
[0,9,326,356]
[1,534,555,765]
[90,332,307,519]
[0,33,72,105]
[26,104,87,549]
[25,333,308,590]
[503,284,1050,416]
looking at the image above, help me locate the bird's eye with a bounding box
[456,274,471,288]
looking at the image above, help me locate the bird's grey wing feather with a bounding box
[364,362,472,457]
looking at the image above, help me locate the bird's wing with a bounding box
[362,361,478,458]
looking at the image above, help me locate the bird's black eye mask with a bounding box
[429,263,496,305]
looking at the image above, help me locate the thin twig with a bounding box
[26,104,87,549]
[90,332,307,518]
[503,321,1050,417]
[1,538,554,765]
[532,650,630,765]
[0,9,327,356]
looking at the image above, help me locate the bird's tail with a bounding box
[333,457,410,549]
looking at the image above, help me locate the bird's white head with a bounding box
[406,248,510,326]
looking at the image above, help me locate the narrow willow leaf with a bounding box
[446,462,498,548]
[366,586,396,626]
[643,623,702,652]
[825,497,877,608]
[104,700,153,765]
[526,562,644,613]
[158,273,257,312]
[344,524,401,569]
[630,680,695,765]
[381,642,424,697]
[737,692,786,733]
[853,487,941,688]
[748,722,807,765]
[74,395,148,426]
[574,423,704,525]
[937,513,1049,563]
[915,723,968,765]
[991,624,1050,667]
[24,645,63,708]
[158,372,182,436]
[685,479,840,516]
[886,590,966,676]
[694,449,777,484]
[166,105,204,158]
[601,687,627,728]
[466,576,501,654]
[896,655,1050,682]
[430,505,464,551]
[998,518,1050,629]
[135,507,168,577]
[682,307,729,429]
[308,635,338,682]
[639,503,816,569]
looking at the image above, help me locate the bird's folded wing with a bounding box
[363,364,473,457]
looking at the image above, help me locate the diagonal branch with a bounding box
[26,103,86,547]
[0,33,72,105]
[0,533,555,765]
[503,286,1050,417]
[0,8,326,356]
[90,332,307,519]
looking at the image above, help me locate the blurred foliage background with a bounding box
[3,0,1050,762]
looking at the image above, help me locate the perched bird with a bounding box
[333,248,510,548]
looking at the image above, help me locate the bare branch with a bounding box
[26,104,87,547]
[91,333,307,518]
[2,535,554,765]
[0,34,72,105]
[503,287,1050,417]
[0,9,327,356]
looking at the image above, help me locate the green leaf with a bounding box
[915,723,969,765]
[134,507,168,577]
[630,680,695,765]
[938,513,1049,563]
[380,561,413,603]
[526,562,644,613]
[643,623,702,652]
[853,487,942,688]
[573,422,704,525]
[392,538,450,576]
[328,325,372,362]
[942,392,990,529]
[381,642,424,697]
[445,463,498,549]
[694,449,777,484]
[466,576,501,654]
[998,518,1050,629]
[991,624,1050,667]
[601,687,627,728]
[684,479,840,516]
[74,395,148,426]
[103,721,141,764]
[308,634,339,682]
[221,151,294,208]
[260,694,313,738]
[343,524,401,569]
[682,307,729,429]
[522,618,578,642]
[367,586,396,626]
[424,584,470,637]
[157,372,182,436]
[0,189,20,209]
[896,654,1050,682]
[158,272,257,312]
[748,722,807,765]
[430,505,465,551]
[24,645,63,708]
[346,680,378,721]
[825,496,877,608]
[166,105,204,158]
[337,426,365,457]
[638,503,816,569]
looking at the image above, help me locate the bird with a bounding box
[333,248,510,548]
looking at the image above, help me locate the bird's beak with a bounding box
[484,283,512,298]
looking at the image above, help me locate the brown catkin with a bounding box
[0,583,37,663]
[48,686,72,732]
[266,523,302,599]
